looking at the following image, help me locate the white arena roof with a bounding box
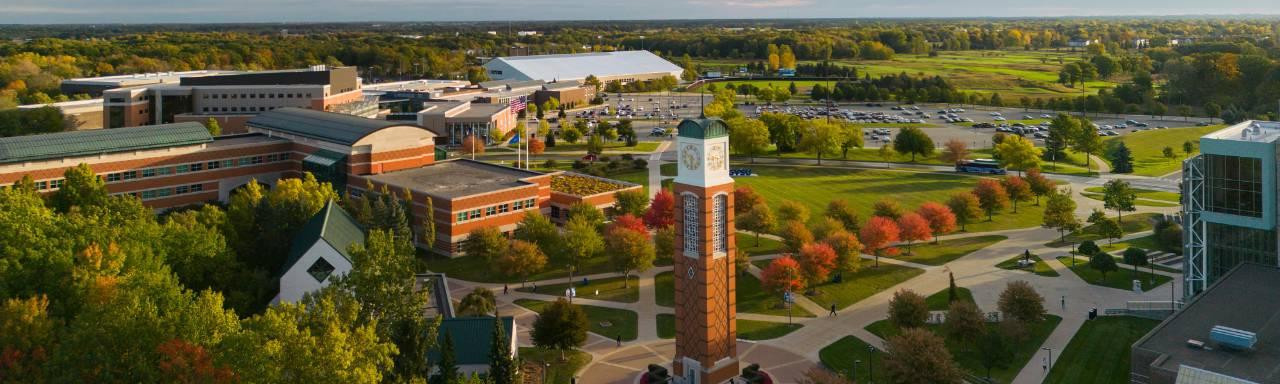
[483,50,682,82]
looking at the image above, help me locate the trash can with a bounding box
[1089,307,1097,320]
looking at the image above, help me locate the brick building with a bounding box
[0,107,637,256]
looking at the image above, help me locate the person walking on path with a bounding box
[1061,295,1066,310]
[616,334,622,347]
[829,304,837,317]
[504,284,509,295]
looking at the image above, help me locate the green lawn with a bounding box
[660,162,677,176]
[866,315,1063,383]
[1045,316,1162,384]
[536,140,660,153]
[1080,192,1179,207]
[1103,125,1226,176]
[1048,212,1160,247]
[657,315,802,340]
[657,269,817,317]
[737,232,785,256]
[1055,256,1172,291]
[516,276,639,303]
[819,335,883,383]
[514,299,638,341]
[518,347,592,383]
[1099,234,1168,254]
[893,235,1007,266]
[737,319,805,340]
[809,263,926,310]
[1082,187,1180,203]
[925,286,975,311]
[654,271,674,307]
[732,165,1051,234]
[996,253,1060,277]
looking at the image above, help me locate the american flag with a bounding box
[509,95,526,112]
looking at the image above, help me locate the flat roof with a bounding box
[61,70,240,86]
[364,159,543,199]
[0,122,211,164]
[1204,120,1280,144]
[247,107,422,146]
[1133,263,1280,383]
[484,50,681,82]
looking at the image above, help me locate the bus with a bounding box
[955,159,1006,175]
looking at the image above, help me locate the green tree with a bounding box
[613,189,648,217]
[1071,119,1102,170]
[1042,188,1081,243]
[997,280,1045,323]
[1078,240,1101,256]
[562,127,582,144]
[893,127,935,162]
[205,117,221,136]
[567,202,606,229]
[607,226,655,287]
[463,226,509,263]
[1110,141,1134,173]
[839,122,864,159]
[488,315,518,384]
[946,300,985,347]
[1101,179,1136,223]
[882,328,963,384]
[1123,247,1150,277]
[728,117,771,163]
[457,287,497,317]
[496,240,547,282]
[563,215,604,271]
[947,192,983,231]
[994,135,1041,174]
[530,298,589,360]
[1089,251,1119,281]
[51,163,108,212]
[1162,146,1177,162]
[825,199,861,233]
[516,211,561,257]
[1204,102,1221,123]
[438,331,460,383]
[586,134,604,155]
[1096,216,1123,245]
[888,289,928,329]
[1183,140,1195,158]
[776,200,810,223]
[975,328,1013,380]
[798,120,844,165]
[737,204,777,246]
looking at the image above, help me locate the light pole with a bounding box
[852,360,861,382]
[568,264,576,303]
[867,344,875,383]
[1042,347,1053,372]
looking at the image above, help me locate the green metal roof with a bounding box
[677,118,729,140]
[429,316,516,365]
[0,122,212,164]
[247,107,409,146]
[281,200,365,275]
[302,149,347,167]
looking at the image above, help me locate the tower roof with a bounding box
[677,118,729,140]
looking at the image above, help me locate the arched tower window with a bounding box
[683,195,699,255]
[713,194,727,253]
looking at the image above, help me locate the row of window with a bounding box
[201,105,313,113]
[455,198,538,223]
[202,92,312,100]
[101,153,292,184]
[34,179,66,191]
[126,183,206,201]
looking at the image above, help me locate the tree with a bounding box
[606,225,655,287]
[654,226,675,263]
[896,213,931,255]
[567,202,605,229]
[779,220,815,253]
[796,243,837,290]
[735,186,765,215]
[561,127,581,144]
[463,226,508,263]
[1095,216,1123,245]
[975,328,1013,380]
[562,216,603,271]
[51,163,108,212]
[947,192,983,231]
[205,118,221,136]
[1024,168,1053,205]
[343,229,423,331]
[1042,188,1081,243]
[946,300,985,347]
[893,127,935,162]
[728,117,771,163]
[777,200,810,223]
[531,297,588,361]
[860,216,900,267]
[497,240,548,283]
[878,144,896,165]
[882,328,963,384]
[1001,176,1032,213]
[810,217,845,241]
[872,199,904,220]
[761,256,804,294]
[825,199,861,233]
[1123,247,1149,277]
[643,189,675,229]
[461,135,486,155]
[1110,141,1134,173]
[1071,119,1102,169]
[888,289,929,329]
[823,230,863,274]
[994,135,1041,174]
[917,202,957,243]
[798,120,844,165]
[1204,102,1221,123]
[438,331,460,383]
[457,287,496,317]
[516,212,561,257]
[737,204,777,247]
[998,280,1046,323]
[528,138,545,155]
[538,119,551,138]
[613,190,648,217]
[1101,179,1136,223]
[1089,251,1119,281]
[1044,114,1077,164]
[1183,140,1196,158]
[839,123,864,159]
[972,179,1010,220]
[1078,240,1101,256]
[939,139,970,165]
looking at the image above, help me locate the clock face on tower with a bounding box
[682,144,701,171]
[708,143,726,171]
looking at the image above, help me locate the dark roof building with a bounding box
[430,316,517,374]
[1131,263,1280,384]
[0,122,211,164]
[283,200,365,274]
[247,107,415,146]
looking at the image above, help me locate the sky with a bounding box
[2,0,1278,24]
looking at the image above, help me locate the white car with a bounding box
[994,116,1007,121]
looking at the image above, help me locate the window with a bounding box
[106,173,122,182]
[683,195,699,255]
[498,204,510,214]
[306,257,336,282]
[156,167,171,176]
[50,179,64,189]
[513,200,523,210]
[176,185,190,194]
[176,164,190,173]
[221,160,234,168]
[123,171,137,180]
[35,181,47,190]
[469,209,482,219]
[142,168,156,178]
[550,206,560,218]
[142,190,156,199]
[456,212,468,222]
[526,198,536,208]
[714,194,727,253]
[267,154,278,162]
[239,157,252,166]
[191,184,204,192]
[486,206,497,216]
[1206,154,1264,217]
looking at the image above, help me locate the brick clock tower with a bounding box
[672,118,739,384]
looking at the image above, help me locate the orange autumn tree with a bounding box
[897,213,932,255]
[610,214,647,234]
[916,202,957,244]
[460,135,486,155]
[796,243,837,292]
[643,189,675,229]
[860,216,901,267]
[761,256,805,294]
[972,179,1010,220]
[156,339,237,384]
[528,138,546,155]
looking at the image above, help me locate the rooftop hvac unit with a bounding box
[1210,325,1257,350]
[1186,339,1205,349]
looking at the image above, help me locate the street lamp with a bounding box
[568,264,576,304]
[1041,347,1053,372]
[867,344,876,383]
[852,360,861,381]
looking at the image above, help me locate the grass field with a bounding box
[819,335,883,383]
[809,263,926,310]
[1055,256,1172,291]
[737,232,785,256]
[866,315,1063,383]
[732,165,1050,234]
[1045,316,1162,384]
[658,269,818,317]
[515,299,638,341]
[892,235,1007,266]
[657,315,803,340]
[1048,212,1161,247]
[1098,234,1166,254]
[534,140,661,153]
[518,347,592,383]
[516,276,639,303]
[996,253,1060,277]
[1082,187,1180,203]
[925,286,975,311]
[1102,125,1226,176]
[1080,192,1179,207]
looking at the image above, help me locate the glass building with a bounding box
[1183,121,1280,296]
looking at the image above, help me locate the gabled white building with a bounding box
[273,200,364,304]
[482,50,682,84]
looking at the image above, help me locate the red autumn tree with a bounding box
[1024,168,1053,205]
[528,138,546,155]
[734,186,765,215]
[1002,176,1033,213]
[897,213,932,255]
[796,243,838,290]
[156,339,237,384]
[644,189,675,229]
[761,255,805,294]
[460,134,486,154]
[916,202,957,244]
[610,213,648,235]
[972,178,1010,220]
[860,216,901,267]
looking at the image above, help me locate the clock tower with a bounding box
[671,117,738,384]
